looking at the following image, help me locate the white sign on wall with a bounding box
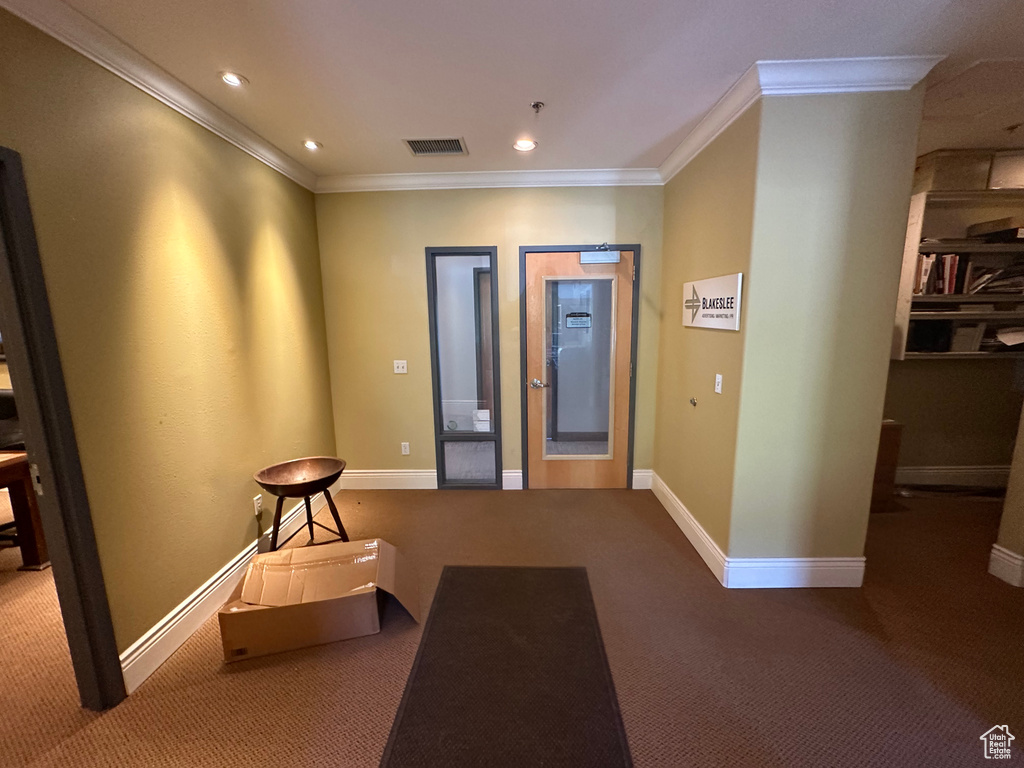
[682,273,743,331]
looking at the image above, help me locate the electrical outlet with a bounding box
[253,494,262,517]
[394,360,408,374]
[715,374,723,394]
[401,442,410,455]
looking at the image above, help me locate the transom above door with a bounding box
[520,247,639,489]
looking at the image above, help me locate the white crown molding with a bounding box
[755,55,945,95]
[3,9,942,197]
[658,55,944,184]
[657,66,764,184]
[316,168,663,193]
[1,0,316,190]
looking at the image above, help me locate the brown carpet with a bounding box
[1,490,1022,767]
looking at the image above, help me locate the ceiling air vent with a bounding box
[404,138,468,156]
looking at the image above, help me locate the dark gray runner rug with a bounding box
[380,566,632,768]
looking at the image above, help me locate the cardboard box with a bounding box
[218,538,419,663]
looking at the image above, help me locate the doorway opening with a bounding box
[519,245,641,489]
[872,148,1024,585]
[0,147,124,712]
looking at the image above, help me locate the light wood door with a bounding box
[525,251,634,488]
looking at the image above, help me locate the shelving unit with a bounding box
[891,155,1024,360]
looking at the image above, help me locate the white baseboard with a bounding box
[989,544,1024,587]
[650,472,865,588]
[119,481,340,694]
[337,469,437,490]
[502,470,523,490]
[723,556,865,588]
[894,465,1010,487]
[632,469,653,490]
[651,472,727,583]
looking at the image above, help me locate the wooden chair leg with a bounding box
[304,496,315,542]
[270,496,285,551]
[323,489,349,542]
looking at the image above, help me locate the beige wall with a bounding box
[315,186,663,473]
[0,363,10,390]
[728,90,925,559]
[884,360,1023,468]
[652,105,762,551]
[0,11,336,650]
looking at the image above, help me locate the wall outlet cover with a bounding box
[401,442,410,455]
[253,494,262,517]
[715,374,723,394]
[394,360,408,374]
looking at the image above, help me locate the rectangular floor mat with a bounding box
[380,566,632,768]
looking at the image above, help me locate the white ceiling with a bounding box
[38,0,1024,177]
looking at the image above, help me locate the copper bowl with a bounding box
[253,456,346,498]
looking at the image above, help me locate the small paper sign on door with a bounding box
[682,273,742,331]
[565,312,592,329]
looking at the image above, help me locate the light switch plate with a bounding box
[394,360,408,374]
[253,494,262,517]
[401,442,410,455]
[714,374,723,394]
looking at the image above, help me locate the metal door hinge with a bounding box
[30,463,43,496]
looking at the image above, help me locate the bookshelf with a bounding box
[891,182,1024,361]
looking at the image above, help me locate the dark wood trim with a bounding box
[518,244,642,490]
[0,147,125,709]
[472,267,490,410]
[425,247,502,490]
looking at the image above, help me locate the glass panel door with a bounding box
[426,248,501,488]
[524,249,635,489]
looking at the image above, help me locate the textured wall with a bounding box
[652,105,762,552]
[729,90,925,559]
[0,10,336,650]
[315,186,664,473]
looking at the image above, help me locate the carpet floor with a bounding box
[1,490,1022,767]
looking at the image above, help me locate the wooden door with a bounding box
[525,251,634,488]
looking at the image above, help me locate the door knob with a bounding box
[530,378,549,389]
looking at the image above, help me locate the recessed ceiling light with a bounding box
[513,139,537,152]
[220,71,248,87]
[303,140,323,151]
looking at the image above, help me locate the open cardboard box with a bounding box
[218,538,419,663]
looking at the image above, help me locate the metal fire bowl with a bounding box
[253,456,346,499]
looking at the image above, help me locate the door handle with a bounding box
[530,378,549,389]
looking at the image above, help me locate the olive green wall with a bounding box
[884,359,1023,468]
[314,186,664,473]
[729,90,925,559]
[652,105,762,551]
[0,11,336,651]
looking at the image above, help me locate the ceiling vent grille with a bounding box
[404,138,467,156]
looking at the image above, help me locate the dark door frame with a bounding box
[518,244,642,490]
[425,246,503,489]
[0,147,125,710]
